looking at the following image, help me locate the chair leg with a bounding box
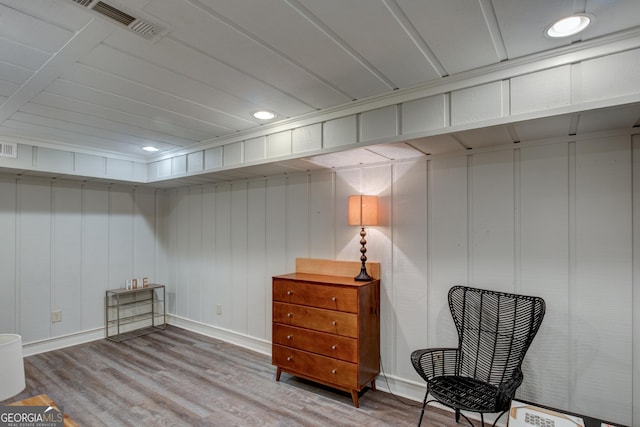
[480,413,484,427]
[491,409,508,427]
[455,409,460,423]
[417,390,429,427]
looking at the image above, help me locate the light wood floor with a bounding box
[1,326,460,426]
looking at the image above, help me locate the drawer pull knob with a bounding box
[287,291,293,295]
[287,356,293,361]
[331,345,337,350]
[287,335,292,340]
[332,297,337,301]
[331,369,337,374]
[287,313,293,317]
[332,321,337,325]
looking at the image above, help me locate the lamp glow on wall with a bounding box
[348,195,378,281]
[0,334,26,401]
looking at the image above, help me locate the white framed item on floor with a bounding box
[508,400,585,427]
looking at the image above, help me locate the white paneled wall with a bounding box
[164,131,638,425]
[0,178,162,344]
[1,129,639,425]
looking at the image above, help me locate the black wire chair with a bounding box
[410,286,545,427]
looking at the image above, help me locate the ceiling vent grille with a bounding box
[69,0,164,40]
[0,142,17,159]
[92,1,135,26]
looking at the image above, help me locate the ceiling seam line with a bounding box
[283,0,397,90]
[186,0,355,102]
[382,0,448,77]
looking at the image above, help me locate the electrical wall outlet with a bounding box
[51,310,62,323]
[216,304,222,315]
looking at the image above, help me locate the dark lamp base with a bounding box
[354,266,373,282]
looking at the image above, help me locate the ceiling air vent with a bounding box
[0,142,17,159]
[70,0,94,8]
[92,1,135,26]
[69,0,164,41]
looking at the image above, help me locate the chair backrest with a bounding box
[448,286,545,386]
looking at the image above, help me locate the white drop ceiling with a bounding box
[0,0,639,187]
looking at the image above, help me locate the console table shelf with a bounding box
[105,284,166,342]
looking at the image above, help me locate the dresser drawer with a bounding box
[273,324,357,362]
[273,302,358,338]
[273,344,358,389]
[273,279,358,313]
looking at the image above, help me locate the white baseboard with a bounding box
[166,314,272,356]
[22,327,104,357]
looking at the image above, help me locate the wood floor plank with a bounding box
[1,326,460,426]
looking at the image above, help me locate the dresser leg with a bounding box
[276,367,282,381]
[370,379,376,391]
[351,390,360,408]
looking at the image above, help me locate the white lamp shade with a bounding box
[0,334,26,401]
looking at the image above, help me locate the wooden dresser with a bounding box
[272,258,380,407]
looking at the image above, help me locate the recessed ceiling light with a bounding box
[546,14,592,38]
[142,146,159,152]
[253,110,276,120]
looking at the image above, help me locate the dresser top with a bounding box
[273,272,377,287]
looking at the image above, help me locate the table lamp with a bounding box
[348,195,378,281]
[0,334,26,401]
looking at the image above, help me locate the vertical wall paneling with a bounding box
[633,134,640,427]
[172,188,190,317]
[427,155,467,350]
[247,180,268,339]
[51,181,82,336]
[187,187,203,321]
[133,189,157,282]
[363,164,394,367]
[308,171,335,259]
[573,136,633,422]
[214,183,232,328]
[0,177,17,331]
[391,160,428,377]
[334,169,362,261]
[265,175,287,341]
[469,150,515,291]
[3,176,162,343]
[518,143,570,405]
[285,174,310,271]
[108,187,134,289]
[231,181,249,332]
[18,179,52,342]
[200,184,216,325]
[81,184,109,330]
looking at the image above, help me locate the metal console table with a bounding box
[105,284,166,342]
